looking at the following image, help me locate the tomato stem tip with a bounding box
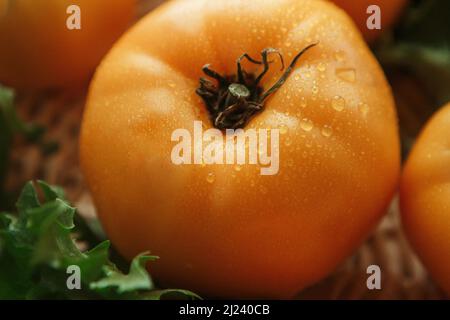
[196,44,317,130]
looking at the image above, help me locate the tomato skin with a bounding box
[0,0,135,89]
[400,103,450,296]
[330,0,408,42]
[81,0,400,298]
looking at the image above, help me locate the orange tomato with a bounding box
[330,0,408,42]
[80,0,400,298]
[400,103,450,296]
[0,0,135,89]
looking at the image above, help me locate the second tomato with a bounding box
[0,0,135,89]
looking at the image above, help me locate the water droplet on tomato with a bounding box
[206,172,215,183]
[300,98,307,108]
[359,103,369,116]
[317,62,326,72]
[321,125,333,137]
[332,95,345,112]
[284,137,292,146]
[300,118,314,132]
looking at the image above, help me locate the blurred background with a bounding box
[0,0,449,299]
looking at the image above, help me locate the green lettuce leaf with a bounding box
[0,180,199,300]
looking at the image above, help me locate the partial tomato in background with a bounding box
[0,0,135,89]
[81,0,400,298]
[0,1,7,17]
[330,0,408,42]
[400,103,450,296]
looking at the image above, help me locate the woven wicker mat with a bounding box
[4,0,447,300]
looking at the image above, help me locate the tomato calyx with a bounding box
[196,44,317,130]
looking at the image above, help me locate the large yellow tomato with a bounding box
[400,103,450,296]
[80,0,400,298]
[0,0,135,89]
[330,0,408,42]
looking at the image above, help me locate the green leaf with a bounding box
[0,85,14,110]
[0,85,44,140]
[74,240,111,283]
[16,181,41,215]
[90,253,158,294]
[0,181,200,300]
[143,289,202,300]
[37,180,66,202]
